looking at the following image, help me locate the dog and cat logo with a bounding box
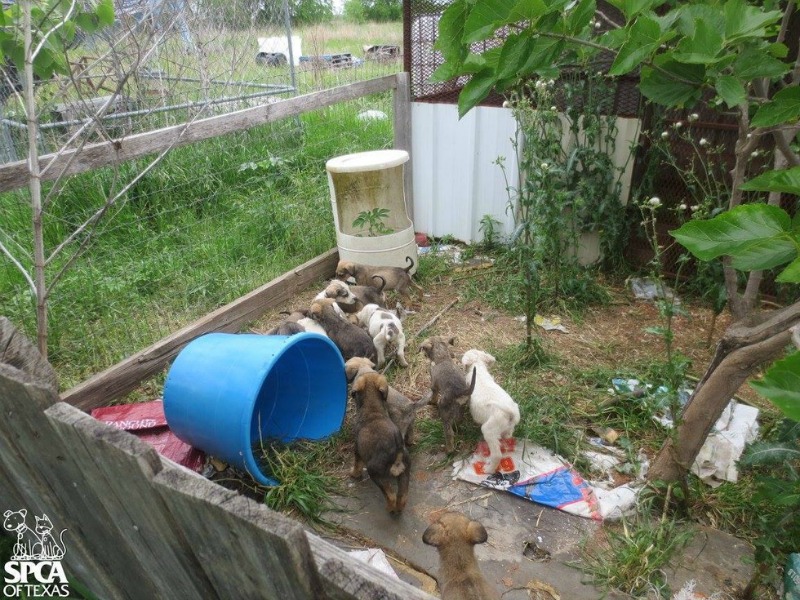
[3,508,70,598]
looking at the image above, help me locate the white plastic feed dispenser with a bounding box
[326,149,418,272]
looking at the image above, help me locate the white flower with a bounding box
[679,203,688,210]
[541,162,549,170]
[535,80,546,90]
[502,100,510,108]
[595,21,601,28]
[699,138,708,146]
[691,205,700,212]
[751,150,760,158]
[596,70,603,77]
[688,113,699,122]
[550,105,557,111]
[547,79,555,87]
[648,196,662,207]
[661,131,669,139]
[746,133,752,139]
[674,121,683,129]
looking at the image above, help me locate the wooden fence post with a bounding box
[394,72,414,223]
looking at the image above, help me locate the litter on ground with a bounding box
[629,276,681,304]
[534,314,569,333]
[347,548,399,579]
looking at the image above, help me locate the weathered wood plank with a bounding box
[0,365,121,598]
[45,402,218,598]
[0,316,58,392]
[153,463,324,599]
[393,71,414,223]
[62,247,340,411]
[0,76,398,193]
[307,534,437,600]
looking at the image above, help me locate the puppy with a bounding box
[422,512,499,600]
[461,350,521,474]
[309,298,377,361]
[265,320,305,336]
[335,256,423,305]
[345,357,429,446]
[317,278,388,314]
[419,336,477,452]
[354,303,409,368]
[350,372,411,514]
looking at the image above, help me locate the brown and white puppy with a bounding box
[354,303,408,368]
[265,320,306,336]
[345,357,430,446]
[335,256,423,305]
[422,512,499,600]
[419,336,477,453]
[350,372,411,514]
[309,298,376,361]
[318,279,387,314]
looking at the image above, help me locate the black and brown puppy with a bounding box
[335,256,423,305]
[345,357,430,446]
[419,336,476,453]
[350,371,411,514]
[422,511,499,600]
[309,298,377,362]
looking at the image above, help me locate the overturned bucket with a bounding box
[163,332,346,486]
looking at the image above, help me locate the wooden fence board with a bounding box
[0,76,398,193]
[307,534,436,600]
[153,464,323,599]
[44,402,217,598]
[61,247,340,411]
[0,367,121,598]
[393,71,414,222]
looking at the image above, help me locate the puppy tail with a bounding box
[404,256,415,273]
[371,274,387,292]
[389,451,406,477]
[466,366,477,395]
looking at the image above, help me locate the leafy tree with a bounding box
[288,0,333,24]
[432,0,800,497]
[343,0,400,22]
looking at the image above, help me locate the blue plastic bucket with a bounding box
[163,332,346,485]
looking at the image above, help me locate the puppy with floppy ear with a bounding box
[419,336,477,453]
[309,298,377,361]
[461,349,521,474]
[335,256,423,306]
[345,357,430,446]
[422,511,499,600]
[354,303,409,368]
[350,372,411,514]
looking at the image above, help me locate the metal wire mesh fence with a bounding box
[0,4,402,387]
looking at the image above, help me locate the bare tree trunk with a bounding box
[649,300,800,482]
[22,0,47,359]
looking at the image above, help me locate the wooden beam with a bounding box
[0,76,398,193]
[393,71,414,222]
[61,248,340,411]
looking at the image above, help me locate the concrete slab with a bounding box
[327,451,631,599]
[325,449,756,599]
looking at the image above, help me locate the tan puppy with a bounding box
[345,357,430,446]
[335,256,423,305]
[350,372,411,514]
[419,336,477,452]
[422,512,499,600]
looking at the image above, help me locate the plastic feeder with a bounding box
[326,149,418,272]
[163,332,346,486]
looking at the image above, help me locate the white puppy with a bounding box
[461,349,520,474]
[355,303,408,368]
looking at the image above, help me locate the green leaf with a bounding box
[496,33,532,79]
[741,167,800,195]
[463,0,517,44]
[639,59,704,108]
[672,18,723,65]
[733,48,790,80]
[607,0,658,20]
[776,257,800,283]
[724,0,782,41]
[599,27,627,49]
[458,69,497,118]
[510,0,548,20]
[430,61,463,83]
[715,75,746,108]
[566,0,595,34]
[434,0,469,62]
[518,36,564,76]
[609,16,662,76]
[740,441,800,467]
[95,0,115,27]
[752,86,800,127]
[768,42,789,58]
[671,204,797,270]
[750,352,800,421]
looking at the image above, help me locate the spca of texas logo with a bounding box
[3,509,70,598]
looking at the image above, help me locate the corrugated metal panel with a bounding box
[411,102,519,243]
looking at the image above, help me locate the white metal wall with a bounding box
[410,102,641,244]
